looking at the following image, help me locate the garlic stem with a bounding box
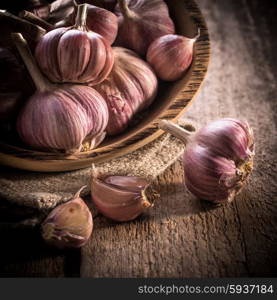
[193,27,201,41]
[11,32,51,92]
[75,4,88,30]
[19,10,54,31]
[118,0,134,18]
[159,120,193,145]
[73,185,87,199]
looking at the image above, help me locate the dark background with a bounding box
[0,0,277,277]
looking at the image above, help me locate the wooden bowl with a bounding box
[0,0,210,172]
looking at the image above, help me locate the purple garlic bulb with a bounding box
[159,118,255,203]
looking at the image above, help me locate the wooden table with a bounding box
[1,0,277,277]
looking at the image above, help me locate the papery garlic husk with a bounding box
[35,4,114,85]
[0,9,46,51]
[159,118,255,203]
[91,170,153,222]
[66,2,118,45]
[13,33,109,153]
[114,0,175,56]
[25,0,50,20]
[41,186,93,249]
[147,33,199,81]
[94,47,158,135]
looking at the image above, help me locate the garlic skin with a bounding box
[35,4,114,85]
[68,3,118,45]
[17,85,109,152]
[13,33,109,153]
[41,187,93,249]
[147,34,198,81]
[91,171,152,222]
[159,119,254,203]
[114,0,175,56]
[84,4,118,45]
[95,47,158,135]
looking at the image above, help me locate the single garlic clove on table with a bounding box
[41,186,93,249]
[91,167,152,222]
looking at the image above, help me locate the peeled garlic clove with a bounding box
[35,4,114,85]
[159,119,254,203]
[91,172,152,222]
[95,47,158,135]
[114,0,175,56]
[147,33,198,81]
[41,187,93,249]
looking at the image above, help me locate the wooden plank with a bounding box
[81,0,277,277]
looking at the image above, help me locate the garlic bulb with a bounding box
[91,168,152,222]
[67,2,118,45]
[95,47,158,135]
[35,4,114,85]
[42,186,93,249]
[159,119,255,203]
[13,33,108,153]
[147,32,199,81]
[114,0,175,56]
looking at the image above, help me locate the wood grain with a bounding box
[81,0,277,277]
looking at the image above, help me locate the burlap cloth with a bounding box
[0,120,194,228]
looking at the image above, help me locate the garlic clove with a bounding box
[147,33,199,81]
[41,186,93,249]
[91,169,152,222]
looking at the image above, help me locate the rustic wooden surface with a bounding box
[1,0,277,277]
